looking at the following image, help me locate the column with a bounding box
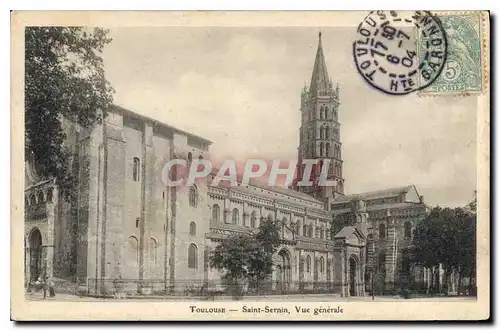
[223,197,231,223]
[326,251,331,291]
[358,243,366,296]
[243,202,249,227]
[139,123,154,293]
[102,119,126,295]
[299,250,304,291]
[385,214,397,293]
[25,238,30,286]
[332,245,344,295]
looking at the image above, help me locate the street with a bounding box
[26,291,477,302]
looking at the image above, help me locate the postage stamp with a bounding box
[10,11,490,321]
[418,12,484,95]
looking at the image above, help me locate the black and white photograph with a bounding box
[11,10,490,321]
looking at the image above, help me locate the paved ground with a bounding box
[26,291,477,302]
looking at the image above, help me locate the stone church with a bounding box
[24,33,432,297]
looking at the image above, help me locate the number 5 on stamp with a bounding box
[418,12,485,95]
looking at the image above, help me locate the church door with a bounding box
[29,229,42,282]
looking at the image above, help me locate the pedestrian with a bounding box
[43,276,48,299]
[114,272,125,299]
[47,277,56,298]
[35,277,42,291]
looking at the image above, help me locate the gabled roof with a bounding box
[334,225,367,240]
[332,185,418,204]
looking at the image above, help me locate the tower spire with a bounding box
[295,33,344,199]
[309,31,330,96]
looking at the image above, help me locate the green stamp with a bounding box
[419,13,483,94]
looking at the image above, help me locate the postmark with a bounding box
[353,11,448,95]
[418,13,483,94]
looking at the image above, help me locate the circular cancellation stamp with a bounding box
[353,11,448,95]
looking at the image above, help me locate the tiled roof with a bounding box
[332,185,416,203]
[209,168,325,205]
[111,104,213,144]
[331,201,424,215]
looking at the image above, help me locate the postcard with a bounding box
[11,10,490,321]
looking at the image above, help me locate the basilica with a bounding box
[24,34,433,297]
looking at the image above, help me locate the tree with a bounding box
[25,27,114,198]
[412,207,476,296]
[210,218,281,297]
[256,217,281,255]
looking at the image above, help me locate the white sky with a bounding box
[102,27,477,208]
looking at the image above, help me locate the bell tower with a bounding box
[294,32,345,200]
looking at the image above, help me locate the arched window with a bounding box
[133,157,140,182]
[308,225,313,238]
[306,255,312,273]
[250,211,256,228]
[319,106,324,120]
[378,250,386,272]
[324,106,329,119]
[189,185,198,208]
[319,142,324,157]
[149,238,158,265]
[46,188,53,202]
[212,204,220,222]
[320,257,325,273]
[320,126,324,139]
[303,224,308,237]
[37,191,44,203]
[325,143,330,157]
[379,223,386,239]
[402,249,411,273]
[232,208,239,225]
[189,222,196,236]
[404,221,412,238]
[128,236,139,266]
[30,194,36,206]
[188,243,198,269]
[325,126,330,139]
[296,220,301,236]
